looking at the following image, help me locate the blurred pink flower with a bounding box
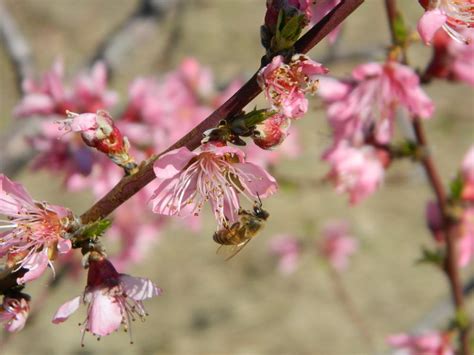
[28,119,96,188]
[387,331,454,355]
[258,54,328,119]
[0,174,73,284]
[459,207,474,267]
[425,29,474,86]
[14,60,116,118]
[253,113,292,150]
[461,145,474,201]
[310,0,342,43]
[52,256,161,343]
[72,62,118,112]
[319,221,358,271]
[269,234,301,275]
[323,142,386,204]
[150,144,277,227]
[417,0,474,44]
[319,61,434,145]
[0,296,30,332]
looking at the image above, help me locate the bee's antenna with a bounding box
[255,193,262,207]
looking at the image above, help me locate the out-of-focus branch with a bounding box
[87,0,180,77]
[0,119,37,176]
[0,1,34,94]
[411,274,474,333]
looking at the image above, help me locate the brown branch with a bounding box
[0,1,34,94]
[413,118,470,353]
[80,0,365,225]
[384,1,470,352]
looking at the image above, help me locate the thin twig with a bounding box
[0,1,34,94]
[412,118,470,353]
[326,263,374,350]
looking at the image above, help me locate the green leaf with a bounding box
[81,219,112,239]
[454,309,470,329]
[393,12,409,45]
[449,174,464,201]
[416,247,444,267]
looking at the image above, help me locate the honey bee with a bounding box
[213,200,269,260]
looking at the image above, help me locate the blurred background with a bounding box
[0,0,473,354]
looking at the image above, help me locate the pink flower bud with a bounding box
[66,110,125,155]
[253,114,291,149]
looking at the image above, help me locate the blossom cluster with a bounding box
[269,220,358,275]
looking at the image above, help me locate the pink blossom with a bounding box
[461,145,474,200]
[150,144,277,227]
[52,256,161,344]
[253,114,292,150]
[459,207,474,267]
[0,296,30,332]
[323,142,386,205]
[319,220,358,271]
[72,62,118,112]
[387,331,454,355]
[14,59,116,118]
[28,119,96,189]
[425,29,474,85]
[0,175,73,284]
[319,61,434,145]
[258,54,328,119]
[417,0,474,44]
[269,235,301,275]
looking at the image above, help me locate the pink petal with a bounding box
[0,174,35,215]
[52,296,81,324]
[17,250,49,284]
[234,162,278,199]
[418,9,447,45]
[70,113,98,132]
[57,238,72,254]
[153,147,196,180]
[87,291,122,336]
[13,94,55,118]
[119,275,162,301]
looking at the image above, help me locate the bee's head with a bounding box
[253,205,269,220]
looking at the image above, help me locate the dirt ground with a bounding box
[1,1,473,354]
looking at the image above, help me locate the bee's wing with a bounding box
[216,239,252,261]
